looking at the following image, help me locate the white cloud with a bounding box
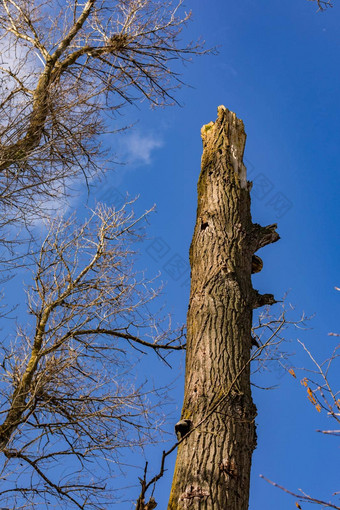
[119,132,164,166]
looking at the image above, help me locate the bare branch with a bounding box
[260,476,340,510]
[0,200,184,507]
[261,288,340,509]
[309,0,334,11]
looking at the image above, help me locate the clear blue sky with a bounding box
[4,0,339,508]
[88,0,340,507]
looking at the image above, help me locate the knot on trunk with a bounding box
[175,419,192,440]
[251,255,263,274]
[252,223,280,251]
[252,290,277,309]
[179,485,209,501]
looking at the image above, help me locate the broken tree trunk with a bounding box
[168,106,279,510]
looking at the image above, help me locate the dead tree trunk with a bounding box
[168,106,279,510]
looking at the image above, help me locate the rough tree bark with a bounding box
[168,106,279,510]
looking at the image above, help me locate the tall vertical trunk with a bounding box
[168,106,279,510]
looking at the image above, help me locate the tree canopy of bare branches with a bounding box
[0,202,185,508]
[0,0,203,224]
[0,2,198,506]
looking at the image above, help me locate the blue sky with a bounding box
[2,0,339,508]
[87,0,340,507]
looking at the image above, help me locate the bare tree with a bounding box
[127,107,302,510]
[0,201,185,508]
[0,0,204,225]
[159,106,279,509]
[0,2,204,506]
